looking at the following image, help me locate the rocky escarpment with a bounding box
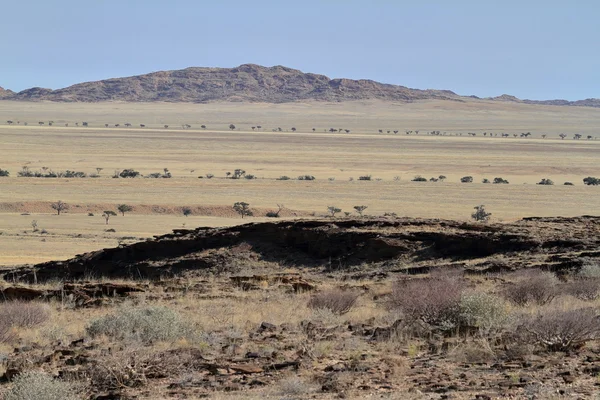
[5,216,600,283]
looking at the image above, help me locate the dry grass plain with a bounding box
[1,99,600,265]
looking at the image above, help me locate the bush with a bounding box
[461,176,473,183]
[358,175,372,181]
[298,175,315,181]
[482,178,490,184]
[537,178,554,185]
[277,176,291,180]
[86,306,194,344]
[0,168,9,177]
[502,270,558,306]
[579,261,600,278]
[388,276,464,329]
[3,371,81,400]
[471,205,491,222]
[307,289,359,315]
[519,308,600,351]
[119,169,140,178]
[459,292,510,334]
[565,278,600,301]
[0,301,50,329]
[145,172,162,178]
[244,174,256,179]
[583,176,600,185]
[205,173,214,179]
[411,176,427,182]
[564,181,574,185]
[493,177,509,184]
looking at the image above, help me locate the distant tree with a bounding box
[493,177,509,184]
[378,129,383,133]
[119,169,140,178]
[225,171,231,178]
[574,134,582,140]
[102,210,117,224]
[290,127,296,132]
[345,129,350,133]
[277,127,282,132]
[233,202,252,218]
[583,177,600,186]
[115,124,120,127]
[411,176,427,182]
[117,204,133,216]
[471,205,491,222]
[38,122,44,125]
[140,124,146,128]
[125,123,131,127]
[251,126,256,130]
[559,134,567,140]
[327,206,342,217]
[461,176,474,183]
[232,169,246,179]
[256,125,262,130]
[482,178,490,184]
[229,124,236,130]
[0,168,9,177]
[105,124,109,128]
[353,205,368,216]
[82,122,88,126]
[312,128,316,132]
[182,207,192,217]
[51,200,69,215]
[542,134,547,139]
[201,125,206,129]
[588,136,593,140]
[266,204,285,218]
[96,167,103,175]
[164,125,168,129]
[7,120,13,125]
[438,175,447,182]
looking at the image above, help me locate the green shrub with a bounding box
[298,175,315,181]
[459,292,510,334]
[493,177,509,184]
[119,169,140,178]
[86,306,194,344]
[583,176,600,185]
[461,176,474,183]
[411,176,427,182]
[358,175,372,181]
[537,178,554,185]
[0,168,9,177]
[564,182,574,186]
[4,371,81,400]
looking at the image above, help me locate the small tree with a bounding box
[102,210,117,224]
[291,127,296,132]
[583,177,600,186]
[537,178,554,185]
[233,202,252,218]
[182,207,192,217]
[438,175,447,182]
[229,124,236,130]
[471,205,491,222]
[51,200,68,215]
[354,205,368,216]
[327,206,341,217]
[461,176,474,183]
[117,204,133,216]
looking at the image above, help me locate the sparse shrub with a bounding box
[393,176,401,181]
[429,177,439,182]
[266,204,284,218]
[583,176,600,185]
[471,205,491,222]
[307,289,359,315]
[87,212,94,216]
[519,308,600,351]
[493,177,509,184]
[461,176,474,183]
[3,371,82,400]
[205,173,214,179]
[119,169,140,178]
[411,175,427,182]
[244,174,256,179]
[51,200,68,215]
[438,175,447,182]
[231,169,246,179]
[86,306,193,344]
[182,207,192,217]
[63,170,86,178]
[564,181,574,185]
[537,178,554,185]
[277,176,291,180]
[273,376,316,397]
[358,175,372,181]
[579,261,600,278]
[482,178,490,184]
[565,278,600,301]
[388,276,464,329]
[298,175,315,181]
[145,172,162,178]
[502,270,558,306]
[0,301,50,329]
[0,168,9,177]
[459,292,510,334]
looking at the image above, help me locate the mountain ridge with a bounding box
[1,64,598,107]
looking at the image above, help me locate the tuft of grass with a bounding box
[307,289,359,315]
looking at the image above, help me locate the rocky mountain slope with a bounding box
[2,64,598,106]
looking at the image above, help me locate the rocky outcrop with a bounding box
[4,216,599,283]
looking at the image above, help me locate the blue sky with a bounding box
[1,0,598,100]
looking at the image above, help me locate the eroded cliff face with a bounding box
[6,216,599,283]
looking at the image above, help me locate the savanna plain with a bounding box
[1,99,600,399]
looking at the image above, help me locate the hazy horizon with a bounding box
[1,0,598,101]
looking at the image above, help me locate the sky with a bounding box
[0,0,598,100]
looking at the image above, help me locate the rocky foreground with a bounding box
[0,216,599,399]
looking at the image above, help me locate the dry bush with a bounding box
[519,307,600,351]
[3,371,82,400]
[307,289,359,315]
[0,301,51,328]
[448,339,496,364]
[565,278,600,301]
[86,347,199,391]
[388,276,464,330]
[86,306,195,344]
[502,270,558,306]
